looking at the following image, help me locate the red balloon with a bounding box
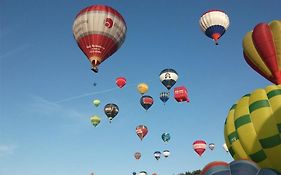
[116,77,126,88]
[193,140,207,156]
[72,5,127,73]
[136,125,148,141]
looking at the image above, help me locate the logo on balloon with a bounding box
[105,18,113,28]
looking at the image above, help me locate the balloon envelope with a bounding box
[116,77,126,88]
[137,83,148,95]
[72,5,127,72]
[193,140,207,156]
[243,20,281,85]
[222,143,229,152]
[229,160,260,175]
[209,143,215,150]
[160,92,169,104]
[201,161,230,175]
[199,10,230,45]
[136,125,148,140]
[140,95,154,111]
[224,84,281,173]
[90,115,101,127]
[162,150,170,158]
[154,151,161,160]
[161,133,171,142]
[104,103,119,122]
[159,69,178,90]
[139,171,147,175]
[134,152,141,160]
[93,99,101,107]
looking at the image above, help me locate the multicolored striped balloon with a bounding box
[224,84,281,173]
[201,161,230,175]
[243,20,281,85]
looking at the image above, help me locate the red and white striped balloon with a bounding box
[193,140,207,156]
[72,5,127,72]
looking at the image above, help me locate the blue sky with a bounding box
[0,0,280,175]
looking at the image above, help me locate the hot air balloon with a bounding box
[134,152,141,160]
[90,115,101,127]
[229,160,260,175]
[72,5,127,73]
[116,77,126,88]
[161,133,171,143]
[137,83,148,95]
[139,171,147,175]
[243,20,281,85]
[160,92,169,105]
[132,172,136,175]
[222,143,229,153]
[160,69,178,90]
[136,125,148,141]
[104,103,119,122]
[199,10,230,45]
[93,99,101,107]
[140,95,153,111]
[193,140,207,156]
[163,150,170,158]
[174,86,190,102]
[257,169,281,175]
[154,151,161,160]
[224,84,281,173]
[202,160,281,175]
[201,161,230,175]
[209,143,215,150]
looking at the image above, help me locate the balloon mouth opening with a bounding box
[90,57,101,73]
[212,33,221,45]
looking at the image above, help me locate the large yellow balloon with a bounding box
[137,83,148,95]
[224,84,281,173]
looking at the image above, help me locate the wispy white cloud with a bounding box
[27,95,86,120]
[54,87,118,104]
[0,144,17,157]
[0,44,30,59]
[54,84,136,104]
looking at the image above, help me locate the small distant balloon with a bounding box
[159,69,178,90]
[136,125,148,141]
[222,143,229,153]
[140,95,154,111]
[134,152,141,160]
[93,99,101,107]
[193,140,207,156]
[90,115,101,127]
[209,143,215,150]
[104,103,119,122]
[139,171,147,175]
[163,150,170,158]
[116,77,126,88]
[161,133,171,143]
[154,151,161,160]
[137,83,148,95]
[160,92,169,104]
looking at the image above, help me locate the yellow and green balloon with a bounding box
[90,115,101,127]
[93,99,101,107]
[224,84,281,173]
